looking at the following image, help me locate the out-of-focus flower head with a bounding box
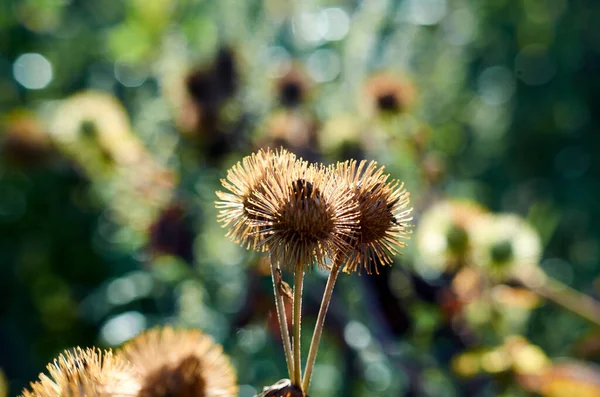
[148,201,195,263]
[460,282,541,337]
[363,72,416,118]
[415,200,487,276]
[256,111,319,162]
[49,91,143,166]
[319,114,364,162]
[452,336,550,379]
[274,65,312,108]
[335,160,413,274]
[164,45,240,136]
[471,214,542,281]
[1,110,51,166]
[118,326,238,397]
[20,348,140,397]
[518,359,600,397]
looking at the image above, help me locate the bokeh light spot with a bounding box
[100,311,147,346]
[406,0,447,26]
[477,66,515,105]
[344,321,372,350]
[13,53,53,89]
[307,49,341,83]
[322,8,350,41]
[515,44,556,86]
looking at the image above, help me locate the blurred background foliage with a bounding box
[1,0,600,396]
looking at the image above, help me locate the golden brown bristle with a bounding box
[215,148,298,251]
[118,327,238,397]
[335,160,413,274]
[250,162,359,271]
[20,347,140,397]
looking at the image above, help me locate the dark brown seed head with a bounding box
[335,160,413,274]
[250,163,359,272]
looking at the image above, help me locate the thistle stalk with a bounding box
[270,258,295,380]
[518,271,600,327]
[302,260,342,392]
[292,270,305,388]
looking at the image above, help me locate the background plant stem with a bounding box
[519,271,600,327]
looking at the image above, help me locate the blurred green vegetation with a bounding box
[1,0,600,396]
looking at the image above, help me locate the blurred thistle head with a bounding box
[215,148,298,251]
[118,327,238,397]
[415,200,487,276]
[275,66,312,108]
[364,72,416,117]
[257,111,319,162]
[1,110,51,166]
[21,347,139,397]
[335,160,412,274]
[49,91,143,165]
[249,162,359,272]
[471,214,542,281]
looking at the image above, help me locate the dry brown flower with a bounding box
[250,162,359,272]
[364,72,416,116]
[335,160,412,274]
[21,347,139,397]
[118,327,238,397]
[215,148,298,251]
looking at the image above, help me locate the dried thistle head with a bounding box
[118,327,238,397]
[216,148,298,251]
[364,72,416,116]
[335,160,413,274]
[250,162,359,272]
[21,347,139,397]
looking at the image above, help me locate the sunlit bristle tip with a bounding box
[20,347,140,397]
[250,162,359,272]
[118,326,238,397]
[215,148,298,252]
[335,160,413,275]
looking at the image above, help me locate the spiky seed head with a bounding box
[335,160,413,274]
[250,162,359,272]
[118,327,238,397]
[215,148,298,251]
[20,347,140,397]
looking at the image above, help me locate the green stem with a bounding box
[302,261,341,392]
[518,271,600,327]
[269,258,294,380]
[293,270,304,388]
